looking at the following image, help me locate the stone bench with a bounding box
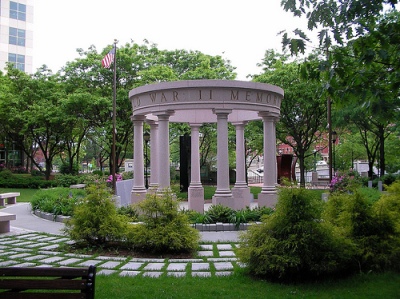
[0,212,16,233]
[0,192,20,206]
[70,184,86,189]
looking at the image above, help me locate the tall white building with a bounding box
[0,0,33,73]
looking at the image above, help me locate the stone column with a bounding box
[212,109,233,206]
[131,115,147,204]
[147,120,159,189]
[258,112,279,207]
[188,123,204,212]
[231,122,251,209]
[155,111,173,190]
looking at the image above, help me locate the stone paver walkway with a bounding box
[0,232,243,278]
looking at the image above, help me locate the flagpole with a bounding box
[112,39,118,194]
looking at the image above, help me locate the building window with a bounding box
[10,1,26,21]
[9,27,26,46]
[8,53,25,71]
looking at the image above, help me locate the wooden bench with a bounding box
[0,193,20,206]
[0,266,96,298]
[0,212,16,233]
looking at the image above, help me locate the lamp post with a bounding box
[143,132,150,189]
[332,131,337,175]
[313,149,317,172]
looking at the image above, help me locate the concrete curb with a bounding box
[32,210,260,231]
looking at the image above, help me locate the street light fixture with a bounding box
[143,132,150,189]
[332,131,337,174]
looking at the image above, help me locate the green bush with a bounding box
[31,188,86,216]
[59,162,79,175]
[64,184,129,246]
[54,174,82,187]
[323,185,400,272]
[122,171,133,180]
[206,204,235,223]
[237,187,352,282]
[117,205,139,222]
[0,173,54,189]
[0,169,13,179]
[92,170,103,176]
[127,190,199,254]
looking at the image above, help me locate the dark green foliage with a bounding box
[237,188,352,281]
[31,187,86,216]
[54,174,82,187]
[324,184,400,272]
[0,172,54,189]
[182,205,274,225]
[59,162,79,175]
[92,170,103,176]
[117,205,139,222]
[121,171,133,180]
[64,184,129,245]
[206,204,235,223]
[127,190,199,254]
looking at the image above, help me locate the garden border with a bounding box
[32,209,260,231]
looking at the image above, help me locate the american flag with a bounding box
[101,47,115,68]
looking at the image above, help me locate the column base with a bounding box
[257,191,278,207]
[131,190,147,205]
[188,186,204,213]
[231,187,251,210]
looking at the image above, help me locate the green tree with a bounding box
[254,51,326,187]
[61,41,235,174]
[0,66,67,179]
[281,3,400,178]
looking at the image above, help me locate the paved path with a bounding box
[0,232,242,277]
[0,203,243,277]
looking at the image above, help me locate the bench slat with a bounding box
[0,267,89,278]
[0,279,86,290]
[0,266,95,299]
[0,293,86,299]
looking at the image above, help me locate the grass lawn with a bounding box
[95,271,400,299]
[0,188,38,203]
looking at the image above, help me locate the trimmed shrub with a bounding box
[0,173,54,189]
[324,185,400,272]
[127,190,199,254]
[64,184,129,246]
[31,187,86,216]
[237,188,352,282]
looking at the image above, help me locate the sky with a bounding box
[33,0,310,80]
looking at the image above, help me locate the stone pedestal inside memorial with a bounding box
[258,191,277,208]
[188,186,204,213]
[231,187,251,210]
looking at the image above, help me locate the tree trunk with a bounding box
[379,126,385,177]
[298,152,306,188]
[45,160,52,180]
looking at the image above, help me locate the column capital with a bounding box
[213,109,232,116]
[231,121,248,128]
[258,111,279,122]
[153,110,175,119]
[189,123,202,129]
[145,119,158,126]
[131,115,146,122]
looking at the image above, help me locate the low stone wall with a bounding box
[33,210,70,223]
[191,222,261,231]
[33,209,258,231]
